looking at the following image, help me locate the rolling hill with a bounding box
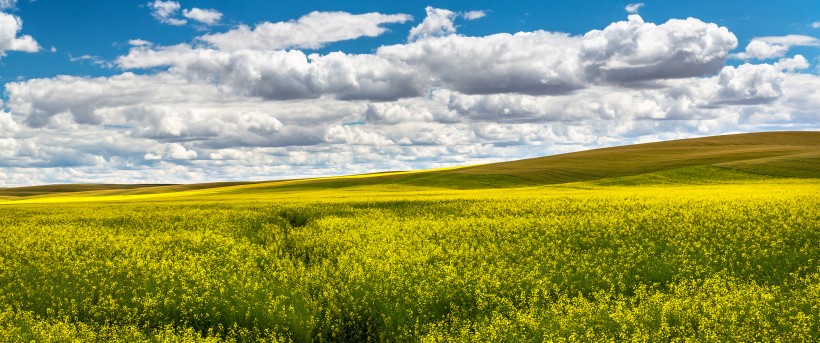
[229,130,820,191]
[1,131,818,200]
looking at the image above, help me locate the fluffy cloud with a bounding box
[713,63,783,105]
[625,3,644,13]
[0,11,39,56]
[581,15,737,83]
[146,143,197,160]
[463,10,486,20]
[148,0,186,26]
[408,7,458,41]
[382,31,586,95]
[732,35,820,60]
[0,109,20,133]
[117,46,421,101]
[240,111,283,135]
[408,7,487,42]
[120,13,739,99]
[182,8,222,25]
[2,9,819,186]
[199,11,412,50]
[774,55,810,72]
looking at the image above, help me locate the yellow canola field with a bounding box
[0,180,818,341]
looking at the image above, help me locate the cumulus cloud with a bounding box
[383,31,587,95]
[182,8,222,25]
[812,22,820,29]
[240,111,283,135]
[625,3,644,13]
[199,11,412,50]
[146,143,197,160]
[326,125,394,146]
[773,55,810,72]
[117,45,420,101]
[0,11,40,56]
[0,110,20,133]
[408,7,458,41]
[148,0,186,26]
[732,35,820,60]
[385,14,736,94]
[581,15,737,83]
[408,7,487,42]
[713,63,783,105]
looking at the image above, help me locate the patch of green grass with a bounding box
[591,165,773,186]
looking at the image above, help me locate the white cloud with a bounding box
[732,35,820,60]
[148,0,186,26]
[146,143,197,160]
[198,11,412,50]
[0,0,16,10]
[0,110,20,133]
[182,8,222,26]
[0,12,40,56]
[408,7,458,41]
[326,125,394,146]
[117,45,420,101]
[714,63,783,105]
[812,22,820,29]
[732,40,790,60]
[240,111,283,134]
[581,15,737,83]
[365,102,434,124]
[463,10,487,20]
[69,54,113,68]
[625,3,644,13]
[383,31,587,95]
[774,55,810,72]
[407,7,488,41]
[128,39,152,46]
[756,35,820,46]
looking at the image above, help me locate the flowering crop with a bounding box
[0,180,818,341]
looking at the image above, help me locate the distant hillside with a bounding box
[1,131,818,198]
[0,182,253,198]
[439,131,820,185]
[251,131,820,190]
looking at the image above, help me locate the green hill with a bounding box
[433,130,820,185]
[1,131,818,198]
[239,131,820,191]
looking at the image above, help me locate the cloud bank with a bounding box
[1,8,819,186]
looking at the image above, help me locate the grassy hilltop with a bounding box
[0,131,818,341]
[1,130,819,201]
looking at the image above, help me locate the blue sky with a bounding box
[0,1,818,185]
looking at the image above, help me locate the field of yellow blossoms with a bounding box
[0,180,818,341]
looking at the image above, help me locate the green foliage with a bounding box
[0,182,818,341]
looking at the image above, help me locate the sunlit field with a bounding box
[0,176,818,342]
[1,132,819,342]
